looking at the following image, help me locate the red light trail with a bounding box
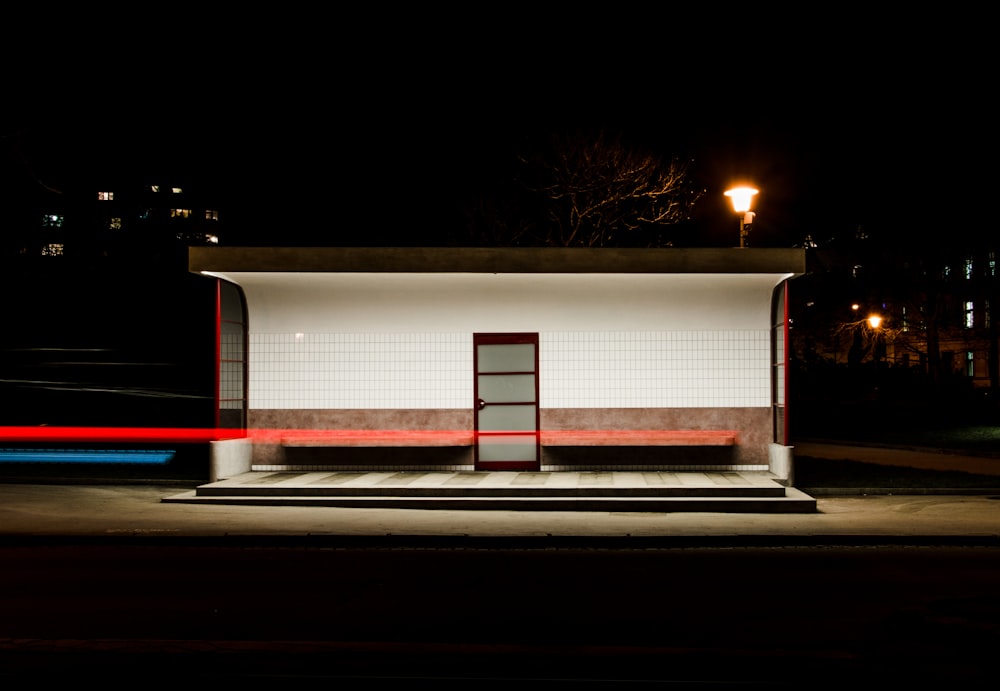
[0,427,736,446]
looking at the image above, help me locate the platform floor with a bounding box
[164,470,817,513]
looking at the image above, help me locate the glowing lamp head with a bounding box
[724,187,759,213]
[868,315,883,329]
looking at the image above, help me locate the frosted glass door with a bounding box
[474,334,539,470]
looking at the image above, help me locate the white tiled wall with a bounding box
[540,331,771,408]
[250,333,471,409]
[249,330,772,409]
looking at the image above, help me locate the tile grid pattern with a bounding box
[220,330,244,408]
[248,331,771,410]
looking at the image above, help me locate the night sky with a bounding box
[3,12,992,251]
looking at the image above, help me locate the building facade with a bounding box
[4,176,221,263]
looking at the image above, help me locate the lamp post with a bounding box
[725,186,758,248]
[868,314,883,392]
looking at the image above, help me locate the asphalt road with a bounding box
[2,540,999,686]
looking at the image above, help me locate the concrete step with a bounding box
[162,471,818,513]
[163,488,817,513]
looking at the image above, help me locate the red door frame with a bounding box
[473,333,540,471]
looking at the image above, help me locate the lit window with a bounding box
[171,187,183,194]
[989,252,996,277]
[964,257,974,280]
[966,351,975,377]
[965,301,975,329]
[41,243,64,256]
[41,214,64,228]
[176,232,220,245]
[97,191,114,201]
[109,217,122,230]
[205,209,219,221]
[151,185,160,193]
[901,306,909,332]
[170,208,192,218]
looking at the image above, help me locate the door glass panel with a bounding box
[478,405,536,431]
[478,374,536,403]
[477,344,535,372]
[478,435,538,462]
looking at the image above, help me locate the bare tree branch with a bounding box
[516,130,703,247]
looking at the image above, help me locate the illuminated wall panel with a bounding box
[248,330,770,409]
[540,330,770,408]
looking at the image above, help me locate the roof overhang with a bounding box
[189,247,807,276]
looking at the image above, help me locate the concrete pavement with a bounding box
[1,441,998,543]
[0,482,999,543]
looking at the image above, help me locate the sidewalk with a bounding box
[792,440,1000,477]
[1,440,999,544]
[0,460,1000,547]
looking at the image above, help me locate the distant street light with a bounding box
[724,186,758,248]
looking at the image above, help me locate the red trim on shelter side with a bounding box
[783,280,791,447]
[213,278,222,430]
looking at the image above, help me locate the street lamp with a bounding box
[725,186,758,248]
[867,314,884,391]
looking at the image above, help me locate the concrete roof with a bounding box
[189,247,807,276]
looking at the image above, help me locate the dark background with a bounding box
[3,10,992,249]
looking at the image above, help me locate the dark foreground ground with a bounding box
[2,542,999,688]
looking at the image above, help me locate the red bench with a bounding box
[270,429,736,447]
[275,430,474,447]
[539,430,737,446]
